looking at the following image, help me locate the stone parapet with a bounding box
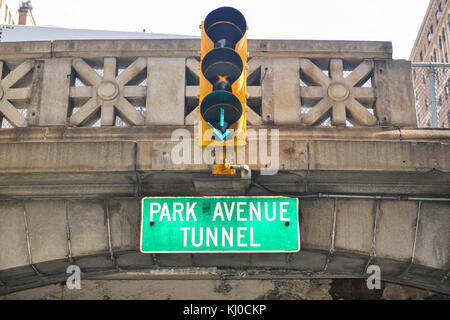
[0,39,417,129]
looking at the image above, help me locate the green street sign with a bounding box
[140,197,300,253]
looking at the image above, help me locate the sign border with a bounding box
[139,196,301,254]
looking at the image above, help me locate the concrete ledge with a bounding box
[52,39,200,58]
[0,138,446,174]
[1,126,449,144]
[248,40,392,59]
[0,141,136,173]
[0,170,448,198]
[49,39,393,59]
[0,136,447,197]
[0,41,52,60]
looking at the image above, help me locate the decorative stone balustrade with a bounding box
[0,39,418,129]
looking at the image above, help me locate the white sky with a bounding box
[30,0,431,60]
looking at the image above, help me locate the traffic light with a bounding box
[198,7,248,149]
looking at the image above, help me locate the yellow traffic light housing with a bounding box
[198,7,248,149]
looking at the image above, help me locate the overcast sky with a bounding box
[30,0,430,60]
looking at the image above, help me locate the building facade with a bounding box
[410,0,450,128]
[0,0,35,26]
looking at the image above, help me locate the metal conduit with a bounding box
[251,182,450,202]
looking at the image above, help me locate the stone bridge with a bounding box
[0,39,448,296]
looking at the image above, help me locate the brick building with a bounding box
[410,0,450,128]
[0,0,35,26]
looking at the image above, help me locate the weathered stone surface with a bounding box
[146,57,185,125]
[0,201,28,270]
[156,254,192,267]
[251,253,288,268]
[278,141,308,171]
[414,202,450,270]
[308,140,450,172]
[3,278,449,300]
[33,259,72,276]
[108,199,140,251]
[49,39,393,59]
[192,254,251,268]
[326,252,368,274]
[289,249,328,272]
[116,251,154,270]
[403,264,447,290]
[272,58,301,125]
[24,200,68,264]
[372,257,409,277]
[0,41,52,60]
[334,199,375,255]
[74,254,114,273]
[374,60,417,127]
[0,266,38,287]
[375,200,418,261]
[66,200,108,257]
[38,59,72,126]
[1,126,449,144]
[0,142,136,173]
[300,199,334,250]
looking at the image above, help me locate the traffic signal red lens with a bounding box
[204,6,247,48]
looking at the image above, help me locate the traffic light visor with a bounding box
[201,47,243,89]
[204,6,247,48]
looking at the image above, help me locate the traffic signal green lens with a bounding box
[200,91,243,130]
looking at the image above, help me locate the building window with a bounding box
[448,111,450,124]
[420,51,423,61]
[443,29,447,42]
[447,79,450,100]
[434,48,437,62]
[446,52,449,62]
[439,36,442,50]
[436,4,443,24]
[428,25,434,44]
[425,97,429,110]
